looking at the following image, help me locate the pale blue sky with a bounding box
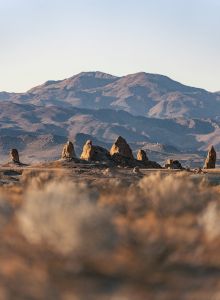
[0,0,219,92]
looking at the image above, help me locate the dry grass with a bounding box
[1,169,220,299]
[18,180,116,256]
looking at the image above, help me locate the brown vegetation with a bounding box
[0,169,220,299]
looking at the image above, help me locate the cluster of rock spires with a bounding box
[60,137,217,169]
[5,136,217,170]
[60,136,161,168]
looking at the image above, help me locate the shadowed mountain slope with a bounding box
[0,102,218,163]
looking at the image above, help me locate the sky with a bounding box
[0,0,219,92]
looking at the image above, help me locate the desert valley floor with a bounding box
[1,161,220,299]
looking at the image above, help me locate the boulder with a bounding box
[136,149,161,168]
[137,149,148,162]
[110,136,134,159]
[204,146,216,169]
[61,141,76,160]
[92,146,111,162]
[10,149,20,163]
[165,159,183,170]
[133,166,142,175]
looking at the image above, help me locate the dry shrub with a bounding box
[2,170,220,299]
[17,180,117,257]
[138,172,211,216]
[200,202,220,241]
[98,173,217,272]
[21,170,62,189]
[0,197,13,230]
[101,173,211,219]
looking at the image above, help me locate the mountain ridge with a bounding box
[1,71,219,119]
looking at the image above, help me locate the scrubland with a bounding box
[1,168,220,299]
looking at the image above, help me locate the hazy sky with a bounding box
[0,0,219,92]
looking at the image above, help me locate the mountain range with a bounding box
[1,71,220,119]
[0,71,219,166]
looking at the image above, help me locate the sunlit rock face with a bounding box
[110,136,134,160]
[204,146,216,169]
[61,141,76,160]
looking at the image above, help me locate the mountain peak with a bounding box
[73,71,118,80]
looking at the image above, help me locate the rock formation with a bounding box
[61,141,76,160]
[80,140,111,162]
[110,136,134,159]
[92,146,111,162]
[109,136,161,168]
[10,149,20,163]
[137,149,148,162]
[165,159,183,170]
[80,140,94,161]
[204,145,216,169]
[133,166,142,175]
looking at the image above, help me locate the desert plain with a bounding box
[1,156,220,300]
